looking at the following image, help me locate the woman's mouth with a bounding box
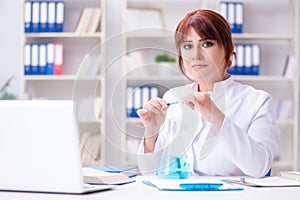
[192,64,208,69]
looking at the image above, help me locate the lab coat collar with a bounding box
[191,76,233,113]
[191,76,234,95]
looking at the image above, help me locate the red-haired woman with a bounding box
[137,9,279,178]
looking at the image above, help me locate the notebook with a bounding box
[0,100,115,194]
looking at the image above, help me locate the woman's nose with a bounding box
[192,46,204,60]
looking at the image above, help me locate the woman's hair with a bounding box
[175,9,235,80]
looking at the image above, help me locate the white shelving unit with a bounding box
[121,0,299,173]
[21,0,106,165]
[121,0,206,166]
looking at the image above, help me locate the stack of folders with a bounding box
[228,44,260,75]
[24,1,64,33]
[219,1,244,33]
[24,42,63,75]
[126,86,159,118]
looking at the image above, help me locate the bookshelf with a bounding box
[21,0,106,165]
[120,0,299,174]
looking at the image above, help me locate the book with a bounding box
[82,167,135,185]
[80,132,101,166]
[221,171,300,187]
[142,178,243,191]
[86,8,101,33]
[75,8,94,33]
[75,7,101,33]
[283,55,296,78]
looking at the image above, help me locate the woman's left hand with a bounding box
[183,92,225,130]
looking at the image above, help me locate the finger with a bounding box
[182,93,196,108]
[194,91,210,100]
[145,101,166,114]
[137,108,148,118]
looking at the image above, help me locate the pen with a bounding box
[179,183,223,191]
[166,101,179,106]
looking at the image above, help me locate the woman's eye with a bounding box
[203,41,214,48]
[182,43,194,50]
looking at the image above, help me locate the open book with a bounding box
[221,171,300,187]
[82,167,135,185]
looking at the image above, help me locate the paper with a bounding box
[142,178,243,191]
[221,175,300,187]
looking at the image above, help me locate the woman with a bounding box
[137,9,279,177]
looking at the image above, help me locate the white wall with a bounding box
[0,0,22,98]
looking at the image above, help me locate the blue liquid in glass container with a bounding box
[156,154,192,179]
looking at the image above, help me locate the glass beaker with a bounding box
[156,154,192,179]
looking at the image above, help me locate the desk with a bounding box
[0,176,299,200]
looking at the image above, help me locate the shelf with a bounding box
[79,119,102,124]
[22,0,106,164]
[125,31,294,40]
[127,74,183,81]
[126,118,142,124]
[273,161,294,168]
[24,32,103,38]
[232,33,293,40]
[276,119,295,126]
[232,75,295,82]
[23,75,99,81]
[125,30,175,39]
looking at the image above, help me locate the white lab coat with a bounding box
[137,77,279,178]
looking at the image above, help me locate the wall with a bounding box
[0,0,22,98]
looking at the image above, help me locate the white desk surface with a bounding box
[0,176,300,200]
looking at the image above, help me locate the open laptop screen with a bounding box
[0,100,102,193]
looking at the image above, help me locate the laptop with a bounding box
[0,100,114,194]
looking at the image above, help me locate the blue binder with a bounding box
[55,2,64,32]
[24,44,31,75]
[244,44,252,75]
[251,44,260,75]
[220,1,244,34]
[47,2,56,32]
[39,2,48,32]
[31,1,40,32]
[39,44,47,75]
[234,2,243,33]
[31,44,39,75]
[126,87,134,117]
[235,44,244,75]
[24,1,32,33]
[46,43,54,75]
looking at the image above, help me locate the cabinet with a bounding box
[21,0,106,165]
[121,0,299,174]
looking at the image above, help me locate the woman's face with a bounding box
[180,27,227,83]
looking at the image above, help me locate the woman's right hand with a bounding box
[137,98,168,152]
[137,98,168,137]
